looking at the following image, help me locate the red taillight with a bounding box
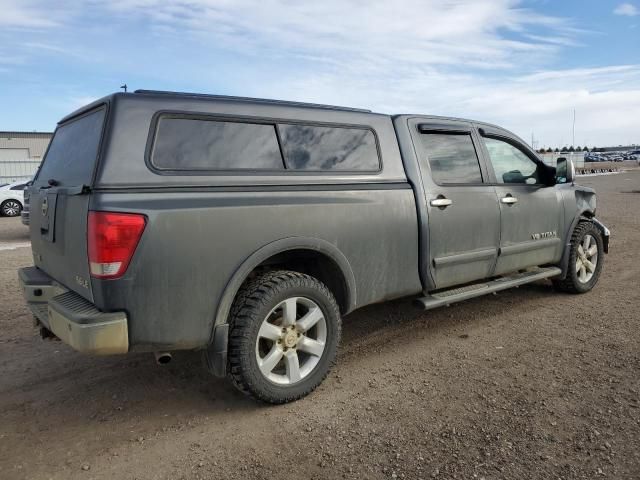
[88,211,146,279]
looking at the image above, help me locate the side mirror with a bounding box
[556,157,575,184]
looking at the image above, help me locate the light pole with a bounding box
[572,108,576,148]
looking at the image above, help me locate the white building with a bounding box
[0,131,53,183]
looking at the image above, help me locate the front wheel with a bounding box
[1,200,22,217]
[227,270,342,403]
[553,221,604,294]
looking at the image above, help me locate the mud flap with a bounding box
[203,323,229,377]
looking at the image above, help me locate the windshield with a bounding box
[34,107,106,187]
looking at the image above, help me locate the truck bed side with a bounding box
[89,95,423,350]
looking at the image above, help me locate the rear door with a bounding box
[409,119,500,289]
[477,129,563,275]
[30,106,107,301]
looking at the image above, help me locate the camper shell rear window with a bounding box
[34,107,106,188]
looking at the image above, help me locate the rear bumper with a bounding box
[18,266,129,355]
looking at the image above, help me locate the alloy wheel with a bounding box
[2,201,21,216]
[576,234,598,283]
[255,296,327,385]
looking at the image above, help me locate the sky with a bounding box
[0,0,639,148]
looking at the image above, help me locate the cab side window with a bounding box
[420,132,483,184]
[483,137,540,184]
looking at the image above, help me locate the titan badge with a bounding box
[531,231,557,240]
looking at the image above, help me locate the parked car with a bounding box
[0,181,27,217]
[584,154,603,162]
[19,90,610,403]
[622,153,637,160]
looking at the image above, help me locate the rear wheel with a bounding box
[227,270,341,403]
[1,200,22,217]
[553,221,604,294]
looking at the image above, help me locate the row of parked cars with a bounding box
[584,151,639,162]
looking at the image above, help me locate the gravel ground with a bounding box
[0,171,639,480]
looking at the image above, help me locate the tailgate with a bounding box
[29,106,107,302]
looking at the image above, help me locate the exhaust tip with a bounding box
[154,352,172,365]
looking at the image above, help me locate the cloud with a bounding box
[614,3,639,16]
[456,67,640,148]
[0,0,62,27]
[258,63,640,148]
[0,0,638,146]
[103,0,576,71]
[0,1,579,76]
[97,0,627,147]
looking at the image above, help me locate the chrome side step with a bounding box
[416,267,562,310]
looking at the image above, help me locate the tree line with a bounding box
[536,146,604,154]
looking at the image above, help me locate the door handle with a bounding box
[430,198,453,208]
[500,195,518,204]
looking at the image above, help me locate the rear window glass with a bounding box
[420,133,483,184]
[35,108,105,187]
[151,118,284,170]
[278,124,379,171]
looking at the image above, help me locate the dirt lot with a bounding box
[1,171,639,480]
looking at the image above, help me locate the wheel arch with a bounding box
[205,237,356,377]
[215,238,356,328]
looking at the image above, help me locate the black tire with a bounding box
[227,270,341,404]
[553,221,604,294]
[1,199,22,217]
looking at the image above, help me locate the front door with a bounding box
[411,120,500,290]
[478,133,564,275]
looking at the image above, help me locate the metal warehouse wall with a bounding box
[0,132,52,183]
[0,132,51,157]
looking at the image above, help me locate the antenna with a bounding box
[120,84,128,93]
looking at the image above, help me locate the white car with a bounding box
[0,181,27,217]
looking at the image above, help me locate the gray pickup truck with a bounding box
[19,90,609,403]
